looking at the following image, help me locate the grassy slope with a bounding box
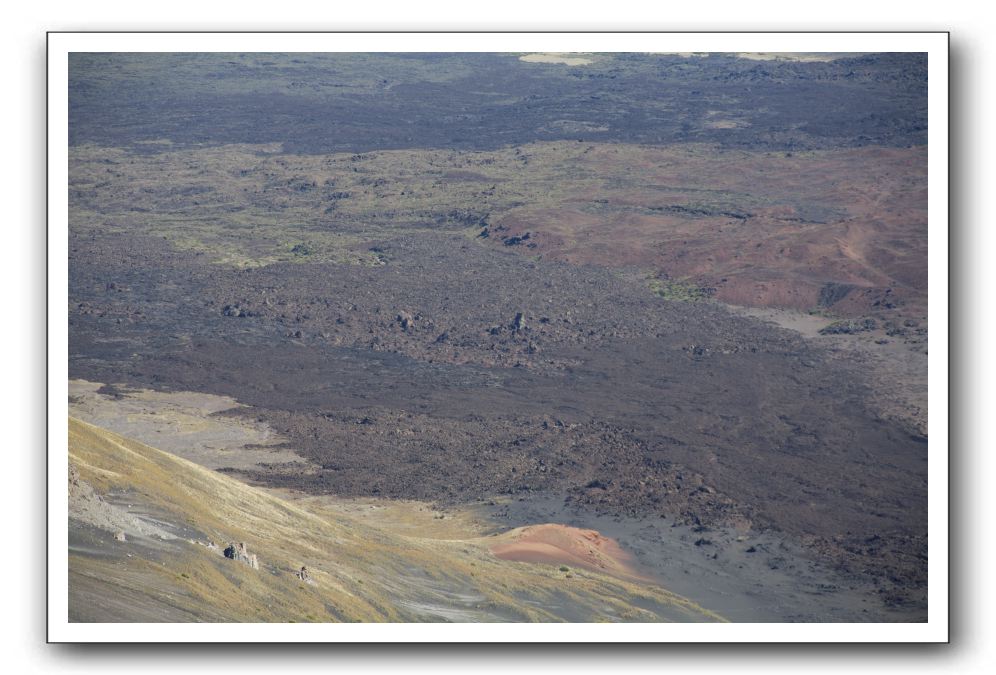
[68,417,721,623]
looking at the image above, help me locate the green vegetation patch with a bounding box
[648,278,714,303]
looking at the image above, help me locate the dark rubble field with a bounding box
[68,52,929,621]
[70,52,926,154]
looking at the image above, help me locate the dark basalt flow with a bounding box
[69,230,927,608]
[69,52,927,154]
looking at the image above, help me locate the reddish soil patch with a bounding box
[489,145,926,319]
[490,523,645,580]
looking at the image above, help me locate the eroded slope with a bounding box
[68,417,720,623]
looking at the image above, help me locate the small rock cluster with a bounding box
[223,542,259,570]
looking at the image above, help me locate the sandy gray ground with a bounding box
[481,494,923,623]
[69,380,314,471]
[735,306,928,436]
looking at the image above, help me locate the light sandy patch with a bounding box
[730,306,928,435]
[734,52,865,62]
[519,53,594,66]
[732,306,836,338]
[703,118,749,129]
[656,52,710,58]
[649,52,859,62]
[68,379,311,471]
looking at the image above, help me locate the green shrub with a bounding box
[648,278,713,302]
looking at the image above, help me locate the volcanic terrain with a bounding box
[66,51,929,622]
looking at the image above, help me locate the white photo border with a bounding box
[47,31,949,643]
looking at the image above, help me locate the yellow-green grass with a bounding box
[69,417,723,623]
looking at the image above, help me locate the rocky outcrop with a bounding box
[223,542,259,570]
[396,310,415,332]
